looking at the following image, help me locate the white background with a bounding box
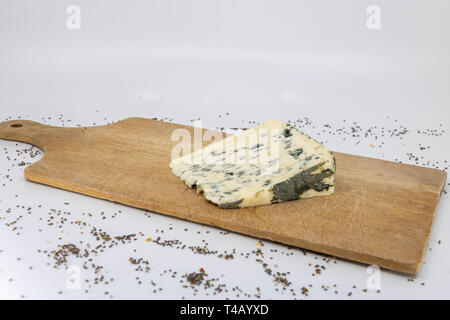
[0,0,449,299]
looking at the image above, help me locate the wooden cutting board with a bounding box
[0,118,446,274]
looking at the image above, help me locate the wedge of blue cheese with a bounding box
[170,119,336,208]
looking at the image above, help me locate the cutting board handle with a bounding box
[0,120,69,151]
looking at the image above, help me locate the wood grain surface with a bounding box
[0,118,446,274]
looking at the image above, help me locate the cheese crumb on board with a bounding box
[170,119,336,209]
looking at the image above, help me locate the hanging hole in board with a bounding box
[10,124,23,128]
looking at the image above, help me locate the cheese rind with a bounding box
[170,119,336,208]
